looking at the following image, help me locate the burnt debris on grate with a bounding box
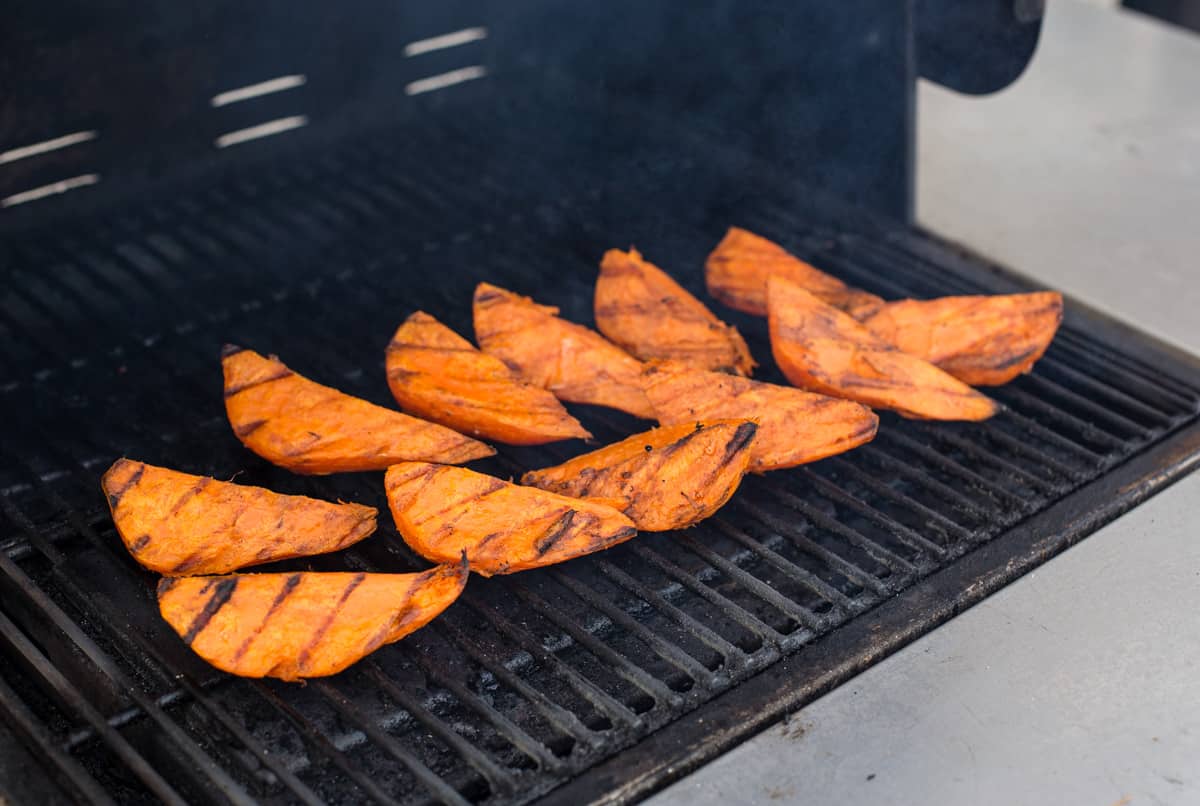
[2,109,1200,805]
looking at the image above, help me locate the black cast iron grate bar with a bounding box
[361,663,517,798]
[1054,330,1200,403]
[453,599,643,733]
[1033,358,1176,429]
[854,443,997,524]
[508,582,682,709]
[759,482,922,578]
[819,457,975,542]
[399,642,566,776]
[0,531,234,804]
[783,469,948,560]
[875,430,1033,511]
[252,682,405,806]
[623,543,788,650]
[430,618,600,748]
[983,406,1109,467]
[705,517,854,618]
[545,568,717,690]
[0,672,118,806]
[732,499,892,598]
[968,421,1090,482]
[309,680,476,806]
[906,425,1062,496]
[1018,371,1157,440]
[990,385,1128,452]
[591,559,748,672]
[667,529,826,640]
[0,605,186,806]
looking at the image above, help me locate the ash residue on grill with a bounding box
[2,98,1200,805]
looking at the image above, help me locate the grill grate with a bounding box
[3,97,1200,805]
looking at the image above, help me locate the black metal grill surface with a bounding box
[3,99,1200,805]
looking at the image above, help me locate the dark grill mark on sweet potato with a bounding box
[168,476,212,516]
[104,461,145,507]
[232,419,268,438]
[183,578,238,644]
[535,510,577,556]
[297,573,366,671]
[231,574,303,664]
[723,422,759,465]
[223,368,295,398]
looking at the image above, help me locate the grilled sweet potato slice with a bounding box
[473,283,655,419]
[706,227,885,318]
[640,362,878,472]
[768,277,998,421]
[522,420,757,531]
[708,228,1062,384]
[859,292,1063,386]
[102,458,377,576]
[385,463,637,575]
[157,562,467,681]
[595,248,756,376]
[386,312,591,445]
[223,346,493,473]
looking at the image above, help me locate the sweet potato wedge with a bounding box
[223,346,493,473]
[385,463,637,575]
[521,420,757,531]
[386,312,591,445]
[859,292,1064,386]
[157,562,467,681]
[102,458,377,576]
[595,248,756,376]
[473,283,656,419]
[708,228,1062,385]
[640,362,879,472]
[767,277,998,421]
[705,227,885,318]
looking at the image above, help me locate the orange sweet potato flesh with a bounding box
[705,227,885,318]
[521,420,757,531]
[768,276,998,421]
[640,362,879,472]
[102,458,377,576]
[859,292,1064,386]
[595,248,756,376]
[386,312,591,445]
[223,346,493,473]
[708,228,1062,385]
[157,562,467,681]
[385,462,637,575]
[473,283,656,419]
